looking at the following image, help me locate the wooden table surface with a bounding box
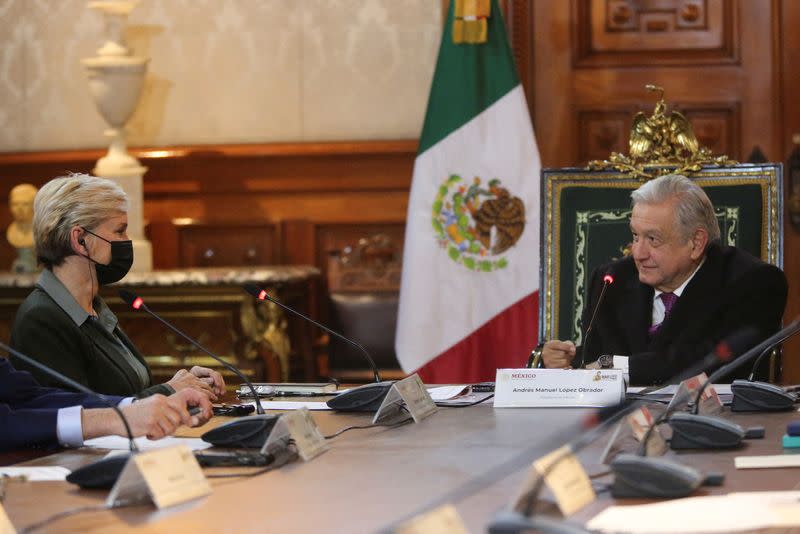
[2,402,800,533]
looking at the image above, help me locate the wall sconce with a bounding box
[788,134,800,231]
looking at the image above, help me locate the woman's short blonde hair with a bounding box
[34,173,129,268]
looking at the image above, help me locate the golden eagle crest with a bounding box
[588,84,735,179]
[432,174,525,272]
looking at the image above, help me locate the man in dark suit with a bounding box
[0,356,212,452]
[541,174,788,385]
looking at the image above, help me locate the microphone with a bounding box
[118,289,279,448]
[0,340,138,489]
[242,284,395,412]
[490,329,761,533]
[636,328,760,454]
[575,272,614,369]
[490,388,708,533]
[732,320,800,412]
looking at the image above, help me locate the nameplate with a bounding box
[395,504,469,534]
[106,445,211,509]
[667,372,723,415]
[493,368,625,407]
[537,445,595,515]
[373,374,438,425]
[262,408,328,461]
[0,504,15,534]
[627,406,668,456]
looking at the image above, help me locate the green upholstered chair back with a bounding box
[539,164,783,346]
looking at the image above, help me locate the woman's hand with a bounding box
[167,368,219,401]
[188,366,226,397]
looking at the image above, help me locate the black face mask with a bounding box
[82,228,134,285]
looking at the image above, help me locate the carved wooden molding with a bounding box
[573,0,738,67]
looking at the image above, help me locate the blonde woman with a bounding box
[10,173,225,399]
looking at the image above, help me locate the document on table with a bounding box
[587,491,800,533]
[426,385,470,400]
[246,400,331,411]
[627,384,733,396]
[84,435,212,451]
[0,466,71,481]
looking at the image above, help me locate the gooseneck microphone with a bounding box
[708,319,800,414]
[243,283,382,383]
[243,284,395,412]
[0,340,138,489]
[119,289,278,448]
[730,320,800,412]
[575,273,614,369]
[637,328,760,454]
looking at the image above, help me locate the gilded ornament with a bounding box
[588,85,736,180]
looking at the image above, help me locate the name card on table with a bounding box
[262,408,328,462]
[373,374,438,425]
[511,445,595,517]
[627,406,668,456]
[494,368,625,408]
[0,504,15,534]
[106,445,211,509]
[395,504,469,534]
[667,372,723,415]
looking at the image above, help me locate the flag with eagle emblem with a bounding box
[396,0,541,383]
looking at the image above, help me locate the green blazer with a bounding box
[10,288,172,398]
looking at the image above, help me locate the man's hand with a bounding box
[82,388,213,441]
[541,340,576,369]
[188,366,226,397]
[167,368,219,401]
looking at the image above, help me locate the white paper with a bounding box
[626,384,732,396]
[246,401,331,411]
[587,492,800,533]
[426,385,469,401]
[84,436,212,451]
[0,466,71,481]
[735,454,800,469]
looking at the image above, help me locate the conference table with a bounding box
[2,397,800,533]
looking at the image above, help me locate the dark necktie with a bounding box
[648,292,678,336]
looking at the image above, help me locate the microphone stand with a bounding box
[243,284,394,413]
[691,319,800,415]
[575,274,613,369]
[731,320,800,411]
[120,289,281,449]
[243,283,382,383]
[118,289,265,415]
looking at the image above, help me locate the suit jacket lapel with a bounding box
[650,246,724,348]
[620,274,653,353]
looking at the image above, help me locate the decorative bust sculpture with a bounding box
[7,183,38,272]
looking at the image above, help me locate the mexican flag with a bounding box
[395,0,541,384]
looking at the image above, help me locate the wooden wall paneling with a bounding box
[575,0,737,67]
[172,220,279,268]
[0,141,417,270]
[780,0,800,383]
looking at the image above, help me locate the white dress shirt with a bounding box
[56,397,135,447]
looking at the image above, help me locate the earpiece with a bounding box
[79,238,86,246]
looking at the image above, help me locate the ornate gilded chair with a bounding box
[326,234,406,382]
[540,86,784,380]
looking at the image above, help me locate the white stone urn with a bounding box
[83,0,152,272]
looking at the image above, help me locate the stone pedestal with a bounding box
[83,0,153,272]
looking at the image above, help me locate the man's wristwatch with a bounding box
[597,354,614,369]
[527,342,545,368]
